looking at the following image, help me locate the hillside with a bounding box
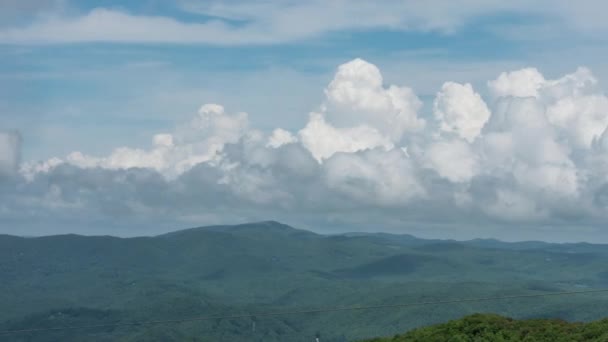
[2,221,608,341]
[363,313,608,341]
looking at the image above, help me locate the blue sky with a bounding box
[5,0,607,161]
[2,1,608,241]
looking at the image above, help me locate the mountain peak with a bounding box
[159,220,318,239]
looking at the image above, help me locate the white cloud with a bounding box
[19,157,62,181]
[424,139,479,183]
[323,148,425,206]
[266,128,297,148]
[3,1,608,44]
[324,58,424,141]
[0,8,272,45]
[433,82,490,142]
[488,68,546,98]
[7,59,608,238]
[481,94,580,202]
[300,58,423,162]
[543,68,608,149]
[488,67,608,150]
[22,103,249,179]
[299,112,393,162]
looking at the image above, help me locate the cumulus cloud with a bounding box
[323,148,425,206]
[6,58,608,238]
[488,67,608,150]
[434,82,491,142]
[299,112,394,162]
[488,68,547,98]
[300,58,423,161]
[266,128,297,148]
[324,58,424,140]
[23,103,249,179]
[424,139,479,183]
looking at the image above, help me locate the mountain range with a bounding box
[2,221,608,341]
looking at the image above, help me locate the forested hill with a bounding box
[363,313,608,342]
[3,221,608,341]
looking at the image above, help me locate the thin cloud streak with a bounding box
[2,1,608,45]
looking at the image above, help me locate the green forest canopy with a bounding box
[363,313,608,342]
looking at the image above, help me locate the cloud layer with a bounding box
[5,58,608,238]
[2,1,608,44]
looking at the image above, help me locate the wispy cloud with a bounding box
[1,1,607,45]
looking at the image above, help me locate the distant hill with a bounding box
[363,313,608,341]
[3,221,608,341]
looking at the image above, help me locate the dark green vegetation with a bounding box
[2,221,608,341]
[363,313,608,341]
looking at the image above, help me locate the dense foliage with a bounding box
[2,221,608,341]
[363,313,608,341]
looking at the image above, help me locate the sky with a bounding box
[2,0,608,242]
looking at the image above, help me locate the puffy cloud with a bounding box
[323,148,425,206]
[488,68,546,98]
[300,58,424,162]
[487,67,608,150]
[433,82,491,142]
[299,112,393,162]
[543,68,608,149]
[424,139,479,183]
[481,95,580,202]
[23,104,249,179]
[324,58,424,141]
[266,128,297,148]
[20,157,62,181]
[541,67,597,100]
[7,59,608,239]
